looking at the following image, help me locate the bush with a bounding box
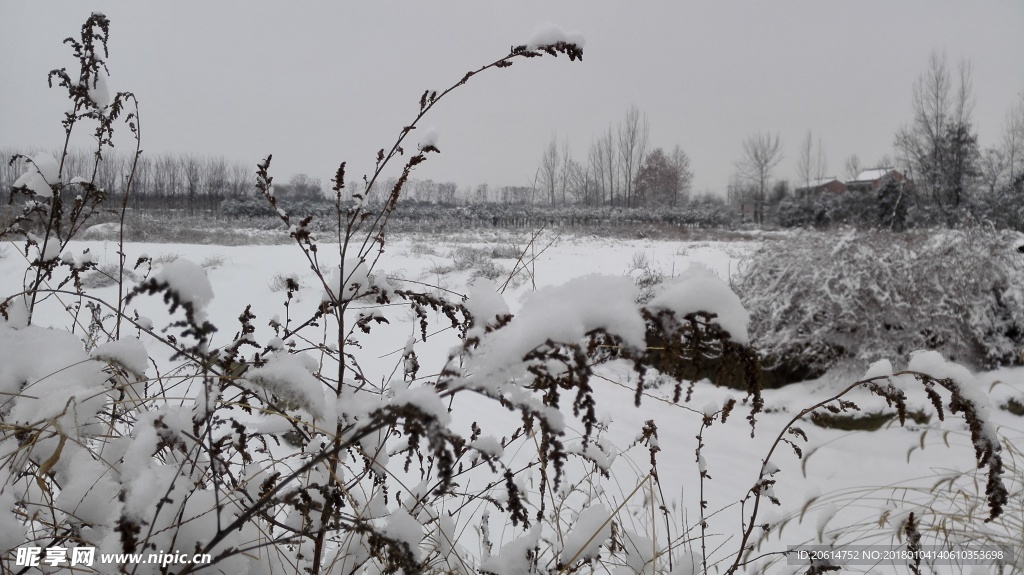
[0,14,1011,575]
[627,251,669,304]
[736,229,1024,383]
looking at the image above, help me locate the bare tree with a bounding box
[229,162,251,199]
[798,130,829,191]
[206,157,229,211]
[473,183,489,203]
[844,154,862,181]
[180,153,203,216]
[129,153,151,209]
[559,137,573,205]
[895,52,979,213]
[437,181,458,204]
[735,131,784,224]
[617,105,649,208]
[797,130,814,190]
[538,134,560,206]
[564,157,594,205]
[814,138,828,181]
[591,127,618,206]
[979,147,1008,195]
[670,145,694,207]
[587,140,605,206]
[633,148,671,207]
[1004,94,1024,185]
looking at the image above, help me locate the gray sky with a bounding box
[2,2,1023,196]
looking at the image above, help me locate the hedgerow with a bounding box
[735,228,1024,383]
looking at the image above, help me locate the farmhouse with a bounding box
[794,176,847,200]
[846,167,906,193]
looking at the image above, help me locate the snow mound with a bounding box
[648,264,750,344]
[461,275,644,390]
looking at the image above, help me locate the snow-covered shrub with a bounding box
[489,242,521,259]
[736,229,1024,383]
[451,245,493,270]
[0,14,1011,575]
[626,251,669,304]
[81,261,141,289]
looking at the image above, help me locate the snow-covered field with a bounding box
[2,230,1021,573]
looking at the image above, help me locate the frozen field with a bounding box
[1,230,1022,573]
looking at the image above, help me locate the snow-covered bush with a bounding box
[626,251,669,304]
[0,14,1011,575]
[736,229,1024,383]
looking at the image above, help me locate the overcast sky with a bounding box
[2,2,1023,197]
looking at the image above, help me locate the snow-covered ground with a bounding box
[1,230,1021,573]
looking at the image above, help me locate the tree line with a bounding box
[1,149,255,215]
[533,104,695,209]
[6,51,1023,232]
[727,52,1024,228]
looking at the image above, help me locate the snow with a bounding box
[35,235,60,262]
[13,153,61,197]
[464,278,509,335]
[391,385,451,425]
[906,350,999,444]
[619,529,655,575]
[245,352,331,419]
[816,503,839,541]
[92,337,149,376]
[460,274,645,392]
[13,170,52,197]
[852,167,894,182]
[417,126,439,151]
[384,508,423,561]
[527,22,586,49]
[647,263,750,343]
[0,295,29,328]
[154,258,214,311]
[470,435,504,458]
[0,489,24,554]
[54,446,119,526]
[2,232,1020,575]
[0,325,108,425]
[324,258,370,302]
[432,513,458,559]
[862,358,893,380]
[561,503,613,563]
[566,437,615,471]
[800,176,840,189]
[479,525,541,575]
[85,68,111,108]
